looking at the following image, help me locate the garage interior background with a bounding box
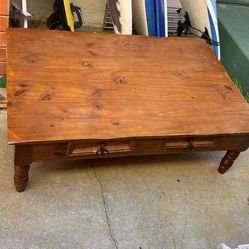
[20,0,181,29]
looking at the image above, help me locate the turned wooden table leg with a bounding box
[14,165,30,192]
[14,145,33,192]
[218,150,240,174]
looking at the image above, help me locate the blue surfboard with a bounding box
[155,0,168,37]
[207,0,221,60]
[145,0,157,36]
[133,0,168,37]
[133,0,156,36]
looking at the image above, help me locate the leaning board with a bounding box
[132,0,157,36]
[179,0,220,59]
[108,0,132,34]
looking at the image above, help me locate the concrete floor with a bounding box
[0,110,248,249]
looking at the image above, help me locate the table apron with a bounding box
[28,135,249,162]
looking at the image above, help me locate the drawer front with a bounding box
[31,135,249,162]
[66,140,135,157]
[163,137,215,152]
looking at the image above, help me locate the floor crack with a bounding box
[92,166,119,249]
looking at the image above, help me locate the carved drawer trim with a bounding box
[66,140,135,157]
[163,137,216,151]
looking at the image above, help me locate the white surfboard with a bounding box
[179,0,211,35]
[133,0,168,37]
[206,0,220,60]
[108,0,132,35]
[155,0,168,37]
[133,0,150,36]
[179,0,220,59]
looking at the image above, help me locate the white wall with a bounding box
[168,0,181,8]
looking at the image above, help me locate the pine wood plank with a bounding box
[0,31,6,46]
[0,16,9,31]
[0,61,6,74]
[7,28,249,144]
[0,1,9,16]
[0,47,6,61]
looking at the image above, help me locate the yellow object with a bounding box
[47,0,82,31]
[63,0,75,32]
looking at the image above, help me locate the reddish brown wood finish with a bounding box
[6,29,249,191]
[0,1,9,75]
[0,16,9,31]
[14,145,32,191]
[0,1,10,16]
[14,164,30,192]
[0,32,6,46]
[218,150,240,174]
[0,61,5,74]
[7,29,249,143]
[0,47,6,62]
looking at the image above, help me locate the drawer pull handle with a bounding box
[96,143,109,157]
[186,138,194,151]
[66,140,135,157]
[163,138,215,151]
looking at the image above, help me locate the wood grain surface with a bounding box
[0,1,10,16]
[0,47,6,61]
[7,28,249,144]
[0,16,9,31]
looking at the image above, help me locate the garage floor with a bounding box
[0,110,248,249]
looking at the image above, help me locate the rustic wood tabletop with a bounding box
[6,28,249,192]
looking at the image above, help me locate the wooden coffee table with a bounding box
[7,29,249,192]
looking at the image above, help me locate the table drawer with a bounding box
[31,135,248,162]
[66,140,135,157]
[163,137,215,151]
